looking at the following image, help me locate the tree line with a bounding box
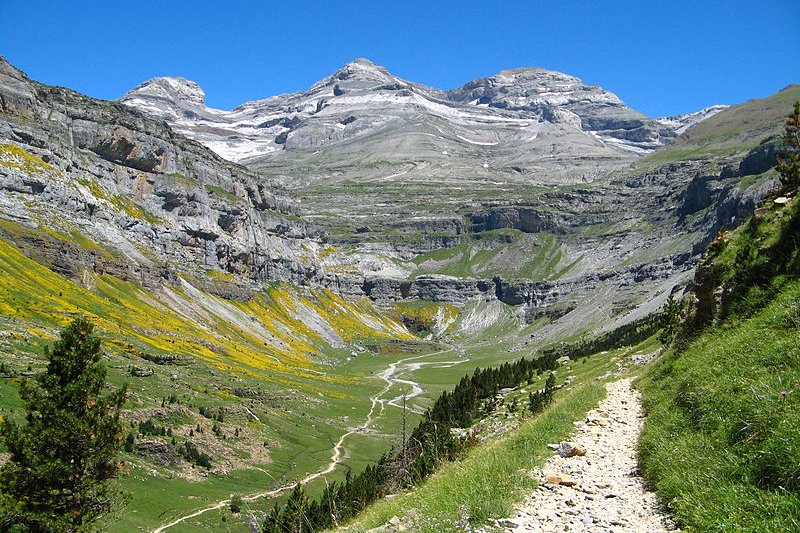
[262,309,665,532]
[538,311,663,362]
[262,351,563,532]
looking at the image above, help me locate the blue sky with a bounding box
[1,0,798,117]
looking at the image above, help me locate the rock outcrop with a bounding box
[0,56,791,335]
[446,68,675,150]
[0,56,322,292]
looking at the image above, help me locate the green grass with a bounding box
[0,219,667,532]
[737,169,777,192]
[204,184,238,199]
[644,145,751,164]
[338,384,606,532]
[165,172,198,185]
[642,85,800,167]
[0,233,440,531]
[335,334,657,532]
[409,232,573,281]
[637,188,800,531]
[638,279,800,531]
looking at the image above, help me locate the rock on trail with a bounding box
[490,379,678,532]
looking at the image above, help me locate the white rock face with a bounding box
[122,77,209,120]
[121,59,718,165]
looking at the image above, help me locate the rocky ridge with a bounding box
[121,59,679,166]
[0,56,326,294]
[1,57,792,342]
[446,68,675,151]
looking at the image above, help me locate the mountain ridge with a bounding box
[0,54,796,532]
[121,58,705,164]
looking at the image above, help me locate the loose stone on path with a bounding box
[487,378,678,532]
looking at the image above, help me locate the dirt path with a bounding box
[491,379,678,532]
[152,346,466,532]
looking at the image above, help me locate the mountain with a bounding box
[445,67,676,149]
[122,58,679,168]
[0,56,322,291]
[3,55,790,330]
[1,55,796,531]
[3,54,791,314]
[120,60,732,265]
[657,104,729,135]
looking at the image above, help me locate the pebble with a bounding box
[479,378,680,532]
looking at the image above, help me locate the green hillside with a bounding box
[0,224,584,532]
[0,228,428,531]
[646,85,800,164]
[638,189,800,530]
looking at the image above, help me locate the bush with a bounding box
[229,494,242,514]
[178,441,212,469]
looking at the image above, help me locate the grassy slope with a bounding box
[0,232,433,531]
[0,225,574,532]
[337,336,660,532]
[645,85,800,165]
[408,231,576,281]
[638,194,800,531]
[342,386,606,533]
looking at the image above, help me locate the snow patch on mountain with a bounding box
[121,59,715,165]
[657,105,729,135]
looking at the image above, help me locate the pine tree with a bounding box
[658,293,682,345]
[777,101,800,191]
[283,483,309,533]
[0,318,127,532]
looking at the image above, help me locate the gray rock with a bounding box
[557,442,586,457]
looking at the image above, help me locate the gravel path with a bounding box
[491,379,678,532]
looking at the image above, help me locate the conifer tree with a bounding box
[0,318,127,532]
[283,483,309,533]
[777,101,800,191]
[658,293,682,345]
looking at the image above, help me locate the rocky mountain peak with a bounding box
[445,67,669,149]
[448,68,623,110]
[129,76,205,106]
[347,57,384,71]
[315,57,403,93]
[120,76,208,121]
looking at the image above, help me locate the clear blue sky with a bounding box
[1,0,798,117]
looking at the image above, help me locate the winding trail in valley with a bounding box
[152,344,467,532]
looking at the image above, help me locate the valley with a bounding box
[0,51,797,532]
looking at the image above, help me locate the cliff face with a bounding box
[0,56,333,295]
[0,57,793,339]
